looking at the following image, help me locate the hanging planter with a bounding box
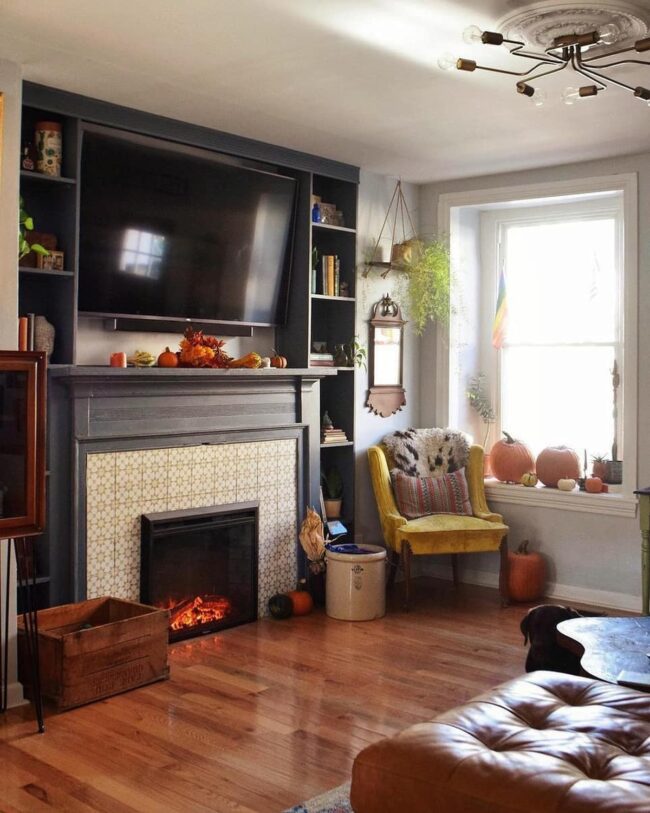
[362,180,451,334]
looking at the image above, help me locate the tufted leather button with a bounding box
[351,671,650,813]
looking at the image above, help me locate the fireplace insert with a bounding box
[141,502,258,641]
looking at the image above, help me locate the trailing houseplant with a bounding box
[18,196,49,262]
[395,237,451,335]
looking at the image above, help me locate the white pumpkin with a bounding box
[557,478,577,492]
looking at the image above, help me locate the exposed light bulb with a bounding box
[562,86,580,105]
[438,52,458,71]
[463,24,484,45]
[599,23,618,46]
[531,89,547,107]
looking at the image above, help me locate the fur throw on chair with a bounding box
[383,428,470,478]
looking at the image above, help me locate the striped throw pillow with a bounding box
[391,468,473,519]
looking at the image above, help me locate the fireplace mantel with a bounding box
[46,365,335,606]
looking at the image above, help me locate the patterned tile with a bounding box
[85,440,298,615]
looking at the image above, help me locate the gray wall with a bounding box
[418,152,650,610]
[354,170,420,544]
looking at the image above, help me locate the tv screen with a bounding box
[78,128,296,326]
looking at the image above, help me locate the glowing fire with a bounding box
[161,595,233,631]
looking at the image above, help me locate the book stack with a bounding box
[321,425,348,444]
[310,352,334,367]
[316,255,340,296]
[18,314,36,351]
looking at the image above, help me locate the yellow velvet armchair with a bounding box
[368,443,509,609]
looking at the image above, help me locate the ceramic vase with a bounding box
[34,316,55,360]
[35,121,62,177]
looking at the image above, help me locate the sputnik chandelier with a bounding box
[439,2,650,106]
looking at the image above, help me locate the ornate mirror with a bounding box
[366,295,406,418]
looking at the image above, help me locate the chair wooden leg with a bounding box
[499,536,510,607]
[451,554,459,587]
[402,542,412,611]
[387,549,399,589]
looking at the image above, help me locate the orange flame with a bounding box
[161,595,233,631]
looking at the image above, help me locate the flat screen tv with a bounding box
[78,127,297,327]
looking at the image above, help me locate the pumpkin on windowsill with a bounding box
[489,431,535,484]
[507,540,546,603]
[536,445,581,488]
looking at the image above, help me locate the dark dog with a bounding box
[520,604,605,674]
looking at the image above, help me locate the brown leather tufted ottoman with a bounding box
[351,671,650,812]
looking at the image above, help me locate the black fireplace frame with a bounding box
[141,501,259,641]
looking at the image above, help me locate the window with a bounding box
[482,196,622,461]
[440,174,637,512]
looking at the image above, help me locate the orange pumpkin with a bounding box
[536,445,581,488]
[157,346,179,368]
[585,476,603,493]
[489,431,535,483]
[270,354,287,369]
[507,540,546,602]
[286,589,313,616]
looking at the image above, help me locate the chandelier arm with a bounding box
[518,61,571,85]
[509,43,565,65]
[581,57,650,68]
[475,60,559,77]
[581,44,635,63]
[572,65,608,90]
[577,62,638,93]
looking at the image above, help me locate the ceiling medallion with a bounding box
[438,1,650,106]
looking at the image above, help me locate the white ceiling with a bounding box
[1,0,649,182]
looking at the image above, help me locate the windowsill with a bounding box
[484,479,637,518]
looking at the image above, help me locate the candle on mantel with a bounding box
[584,449,588,477]
[110,352,127,368]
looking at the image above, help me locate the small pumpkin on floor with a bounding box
[507,540,546,602]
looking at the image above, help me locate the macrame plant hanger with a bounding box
[363,179,419,279]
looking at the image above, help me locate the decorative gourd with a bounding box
[229,352,262,369]
[585,476,604,493]
[286,589,313,616]
[557,478,577,492]
[520,472,538,487]
[157,347,179,368]
[270,353,288,368]
[536,446,581,488]
[507,540,546,602]
[268,593,293,619]
[489,431,535,483]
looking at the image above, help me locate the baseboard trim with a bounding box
[422,562,640,613]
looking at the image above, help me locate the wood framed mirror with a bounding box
[0,351,47,539]
[366,295,406,418]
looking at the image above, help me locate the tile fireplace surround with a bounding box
[46,366,334,609]
[86,440,297,617]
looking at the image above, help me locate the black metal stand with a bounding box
[1,537,45,733]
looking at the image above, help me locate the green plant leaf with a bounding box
[30,243,49,256]
[23,216,34,230]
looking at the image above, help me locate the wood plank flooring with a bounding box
[1,580,554,812]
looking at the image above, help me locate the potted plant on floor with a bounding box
[321,467,343,519]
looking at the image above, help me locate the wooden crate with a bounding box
[17,596,170,710]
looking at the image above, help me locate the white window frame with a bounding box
[438,174,638,518]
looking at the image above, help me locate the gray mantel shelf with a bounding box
[49,365,337,379]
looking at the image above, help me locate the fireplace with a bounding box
[140,502,258,642]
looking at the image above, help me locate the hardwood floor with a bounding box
[1,580,544,812]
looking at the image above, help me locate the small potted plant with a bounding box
[321,467,343,519]
[466,373,496,474]
[591,454,607,480]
